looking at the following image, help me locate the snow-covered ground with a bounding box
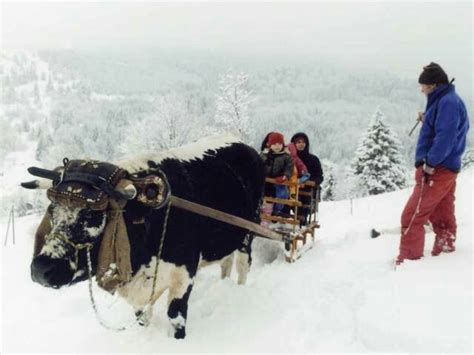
[1,168,472,353]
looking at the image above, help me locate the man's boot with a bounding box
[431,230,454,256]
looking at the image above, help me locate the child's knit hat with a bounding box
[267,132,285,146]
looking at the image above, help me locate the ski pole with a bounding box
[408,112,424,136]
[408,120,421,136]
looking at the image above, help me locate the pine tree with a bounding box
[46,74,54,92]
[321,159,336,201]
[351,108,408,195]
[33,82,41,106]
[214,71,254,143]
[0,116,17,161]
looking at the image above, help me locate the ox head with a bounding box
[22,159,169,289]
[30,202,109,288]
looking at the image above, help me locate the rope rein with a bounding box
[86,248,134,331]
[83,198,172,331]
[141,200,172,318]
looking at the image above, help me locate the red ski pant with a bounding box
[399,166,457,259]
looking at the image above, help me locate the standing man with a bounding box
[396,63,469,265]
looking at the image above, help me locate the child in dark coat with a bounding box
[290,132,324,226]
[260,132,294,216]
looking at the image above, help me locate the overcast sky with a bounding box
[1,1,472,86]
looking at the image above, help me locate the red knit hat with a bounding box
[267,132,285,146]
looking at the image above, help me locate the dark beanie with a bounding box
[418,62,449,85]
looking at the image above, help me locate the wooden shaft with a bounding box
[169,196,285,242]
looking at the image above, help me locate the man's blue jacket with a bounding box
[415,84,470,172]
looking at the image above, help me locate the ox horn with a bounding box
[114,179,137,200]
[27,167,62,181]
[21,166,62,190]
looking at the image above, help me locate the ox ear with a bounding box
[114,179,137,200]
[21,180,40,189]
[20,178,54,190]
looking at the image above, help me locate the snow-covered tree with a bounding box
[1,84,16,104]
[33,82,41,106]
[214,71,254,143]
[38,93,127,165]
[154,94,193,149]
[321,159,337,201]
[461,148,474,169]
[0,116,18,161]
[46,74,54,92]
[351,108,408,195]
[35,130,53,161]
[119,93,210,155]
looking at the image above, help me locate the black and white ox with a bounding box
[23,135,264,339]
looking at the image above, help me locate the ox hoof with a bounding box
[135,310,151,327]
[174,328,186,339]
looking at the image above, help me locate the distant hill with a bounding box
[1,49,472,169]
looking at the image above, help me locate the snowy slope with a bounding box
[1,169,472,353]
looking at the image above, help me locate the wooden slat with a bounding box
[260,214,300,225]
[298,191,313,197]
[265,178,318,188]
[279,212,306,222]
[263,196,302,207]
[264,178,297,187]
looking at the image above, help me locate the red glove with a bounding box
[275,176,287,184]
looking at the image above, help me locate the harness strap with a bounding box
[62,172,124,200]
[96,199,132,292]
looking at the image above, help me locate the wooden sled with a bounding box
[261,178,321,263]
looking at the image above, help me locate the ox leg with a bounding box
[220,252,235,279]
[236,250,250,285]
[131,286,167,327]
[236,233,253,285]
[135,307,153,327]
[167,277,194,339]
